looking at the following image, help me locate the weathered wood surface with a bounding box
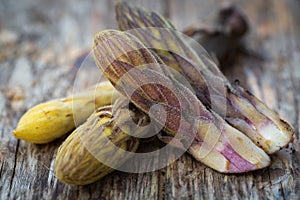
[0,0,299,199]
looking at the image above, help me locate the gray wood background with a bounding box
[0,0,299,199]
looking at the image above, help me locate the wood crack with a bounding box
[8,139,19,199]
[0,161,3,179]
[157,169,165,200]
[280,183,287,200]
[289,69,299,138]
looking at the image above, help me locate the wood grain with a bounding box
[0,0,299,199]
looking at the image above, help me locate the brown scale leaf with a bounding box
[115,2,294,154]
[93,29,271,173]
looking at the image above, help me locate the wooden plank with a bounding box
[0,0,166,200]
[0,0,300,199]
[166,0,300,199]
